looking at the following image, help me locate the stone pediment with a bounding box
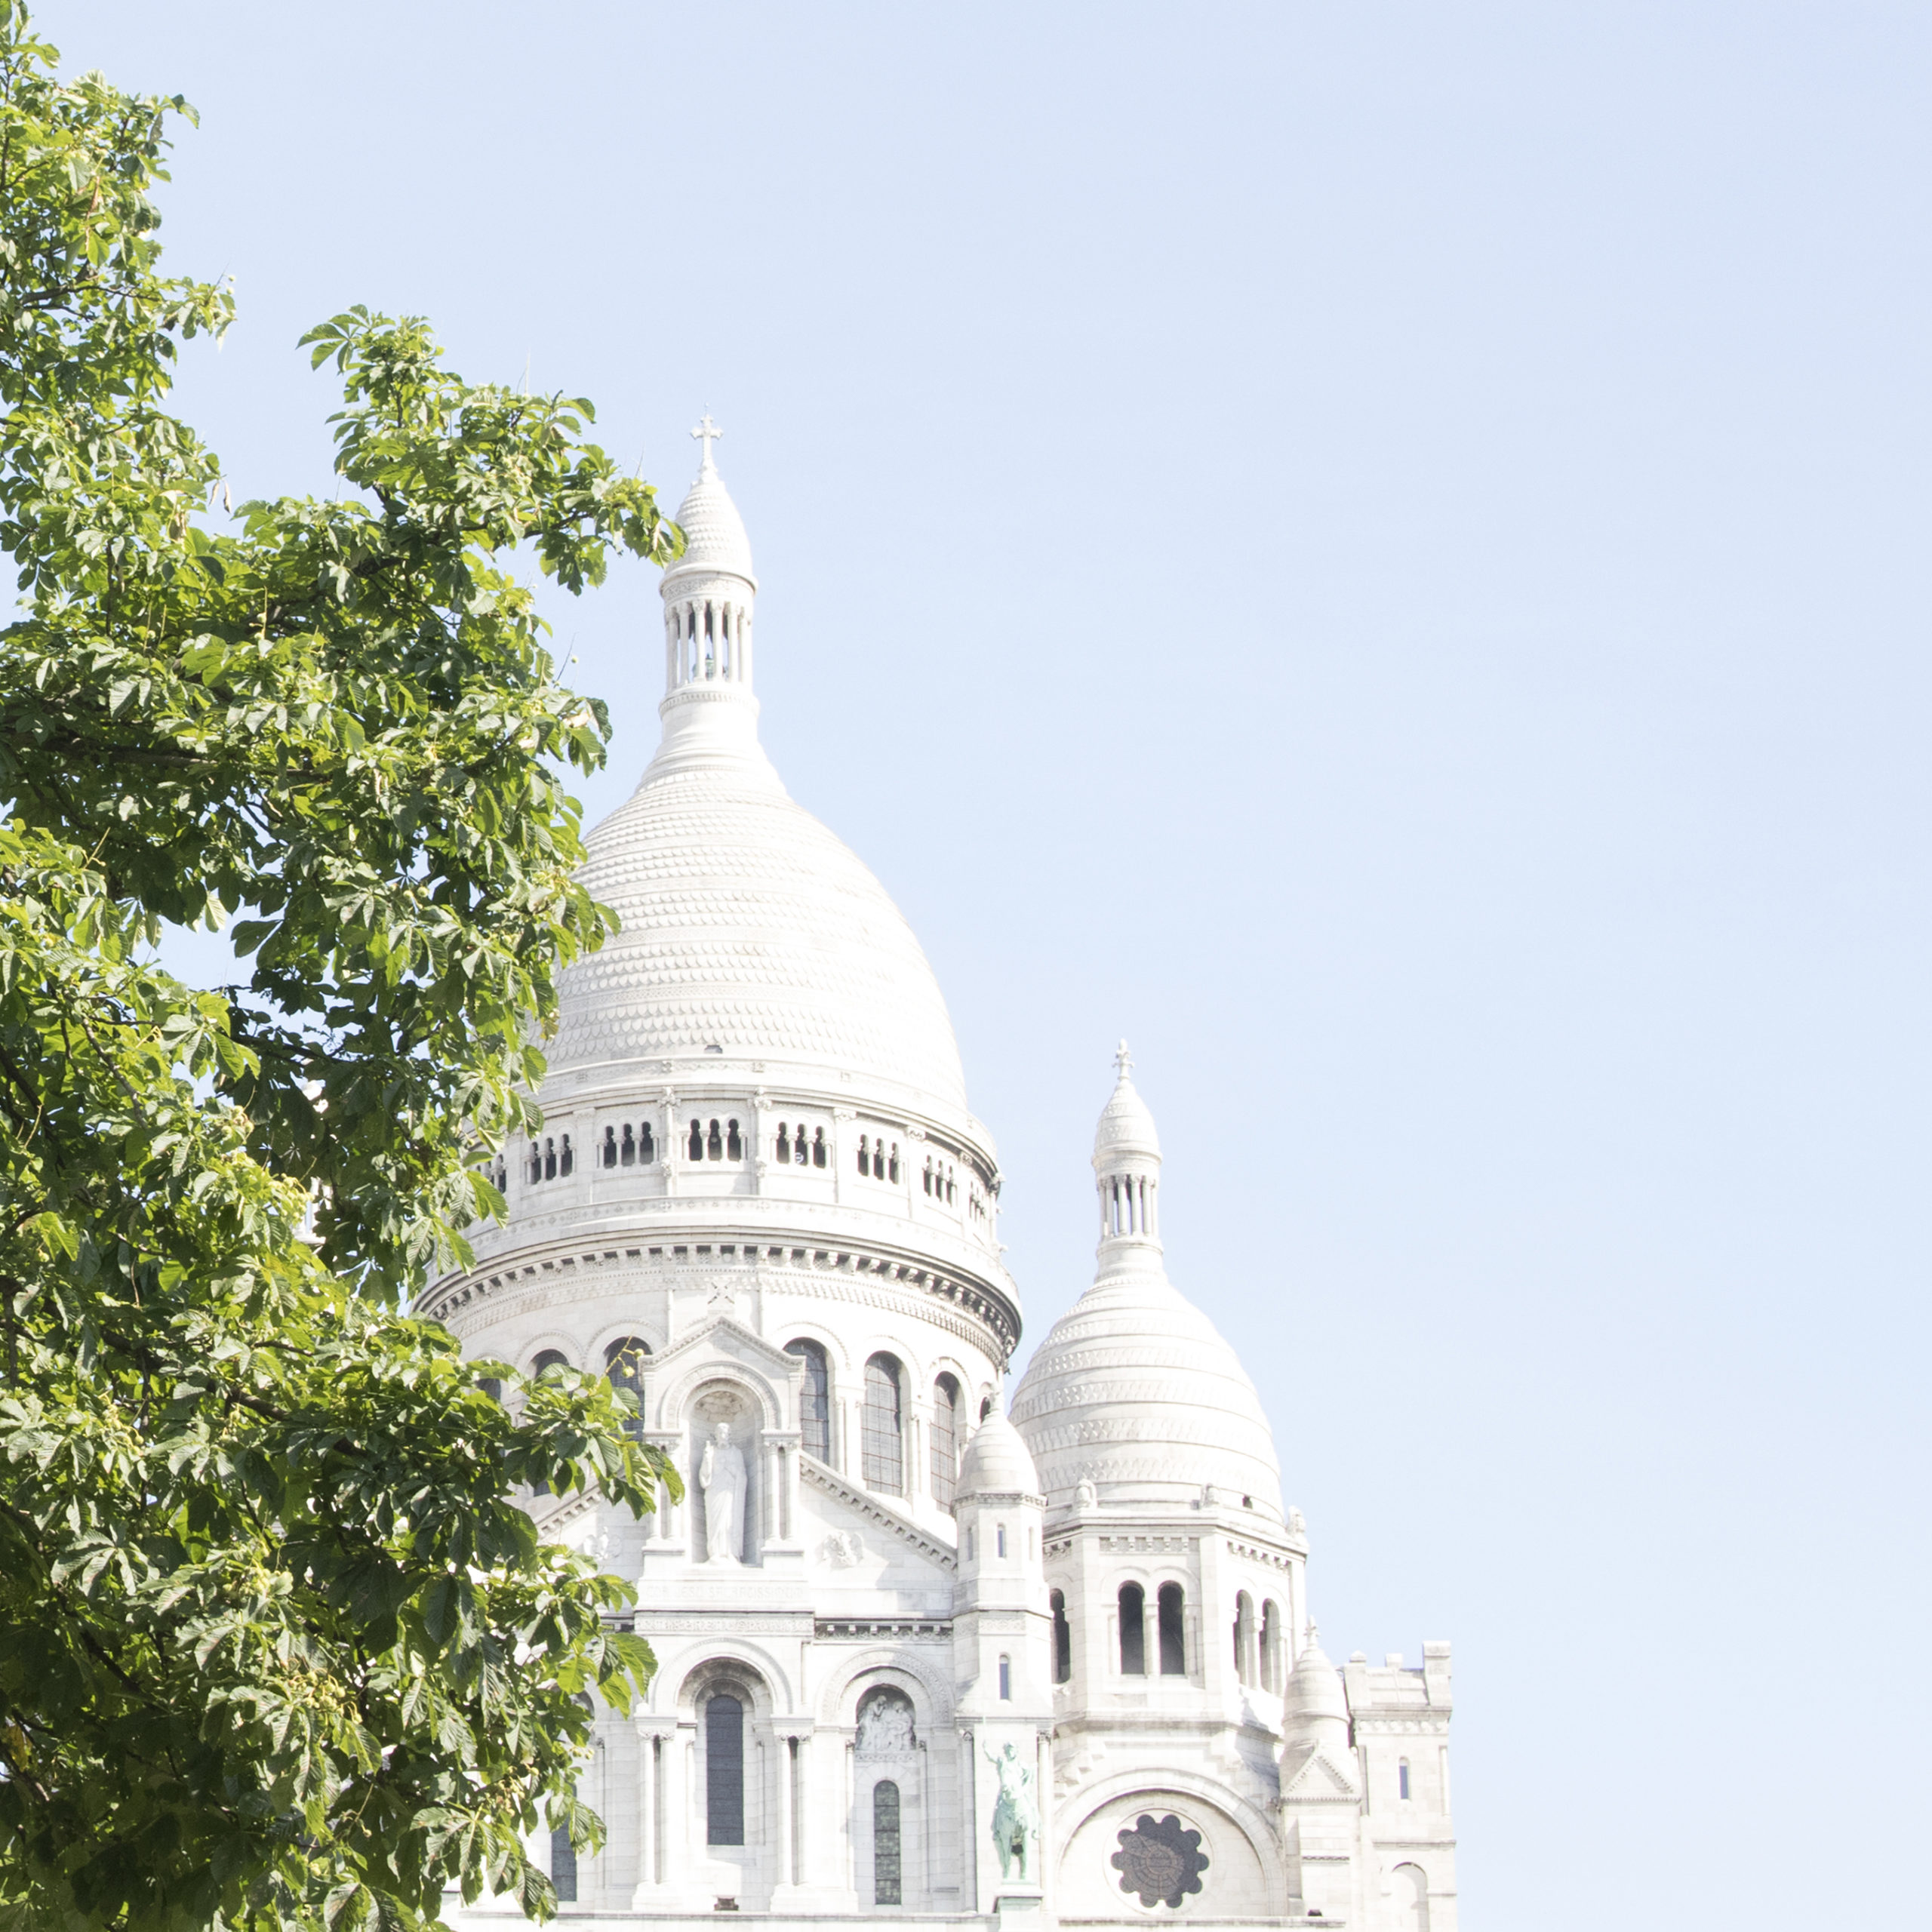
[645,1312,802,1428]
[799,1455,958,1574]
[1279,1741,1361,1802]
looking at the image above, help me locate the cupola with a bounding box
[1093,1041,1161,1263]
[1011,1049,1284,1518]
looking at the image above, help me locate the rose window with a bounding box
[1112,1814,1208,1909]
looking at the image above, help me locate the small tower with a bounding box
[951,1400,1053,1924]
[1093,1041,1161,1265]
[655,417,764,771]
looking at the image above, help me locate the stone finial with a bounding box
[690,411,723,471]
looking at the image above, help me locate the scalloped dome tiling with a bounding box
[549,757,968,1111]
[1011,1269,1282,1515]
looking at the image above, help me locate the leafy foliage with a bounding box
[0,8,684,1928]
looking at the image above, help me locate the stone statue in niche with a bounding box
[1075,1478,1097,1511]
[855,1687,915,1756]
[700,1422,747,1564]
[984,1741,1037,1882]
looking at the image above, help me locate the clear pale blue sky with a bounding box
[54,5,1929,1926]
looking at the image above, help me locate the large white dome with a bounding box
[1011,1269,1283,1517]
[548,754,968,1112]
[541,440,971,1121]
[1011,1055,1282,1518]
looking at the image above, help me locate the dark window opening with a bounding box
[931,1374,960,1510]
[706,1119,723,1161]
[558,1134,573,1177]
[688,1119,703,1161]
[786,1338,831,1462]
[857,1133,870,1176]
[812,1128,826,1168]
[1119,1582,1146,1675]
[622,1122,638,1166]
[777,1123,791,1163]
[998,1655,1011,1700]
[706,1694,744,1845]
[531,1349,569,1379]
[1398,1759,1411,1801]
[605,1337,649,1438]
[1158,1582,1186,1675]
[603,1125,618,1168]
[727,1118,743,1161]
[862,1354,903,1493]
[888,1143,900,1181]
[549,1825,577,1903]
[1051,1590,1072,1683]
[872,1780,901,1906]
[543,1137,557,1180]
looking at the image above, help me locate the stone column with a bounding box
[632,1726,657,1894]
[774,1734,795,1887]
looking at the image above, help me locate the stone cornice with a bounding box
[418,1231,1020,1358]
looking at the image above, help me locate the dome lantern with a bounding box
[1093,1040,1161,1265]
[656,420,762,770]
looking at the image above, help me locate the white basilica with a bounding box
[419,429,1460,1932]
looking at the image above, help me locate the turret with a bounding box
[950,1400,1053,1919]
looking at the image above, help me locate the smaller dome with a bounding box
[1282,1629,1349,1734]
[664,432,755,586]
[1094,1041,1160,1164]
[956,1402,1040,1500]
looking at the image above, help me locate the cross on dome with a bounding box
[690,412,723,471]
[1115,1039,1133,1079]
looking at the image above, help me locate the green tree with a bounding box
[0,8,681,1929]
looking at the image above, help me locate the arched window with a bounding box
[1118,1582,1146,1675]
[1261,1598,1282,1691]
[776,1122,791,1163]
[1393,1863,1430,1931]
[888,1143,900,1181]
[785,1338,831,1462]
[604,1337,649,1437]
[980,1395,993,1423]
[726,1118,743,1161]
[862,1355,903,1493]
[872,1780,901,1906]
[1233,1592,1255,1687]
[705,1694,744,1845]
[549,1824,577,1903]
[1051,1590,1072,1684]
[480,1377,503,1404]
[1158,1582,1186,1675]
[639,1121,655,1161]
[531,1349,569,1379]
[558,1134,573,1177]
[688,1118,703,1161]
[602,1124,618,1168]
[922,1158,934,1196]
[706,1119,723,1161]
[998,1654,1011,1701]
[931,1374,961,1509]
[811,1127,826,1168]
[857,1133,870,1175]
[543,1137,557,1180]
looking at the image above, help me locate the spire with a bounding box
[654,425,764,771]
[1092,1042,1162,1264]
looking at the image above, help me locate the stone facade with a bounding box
[425,433,1460,1931]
